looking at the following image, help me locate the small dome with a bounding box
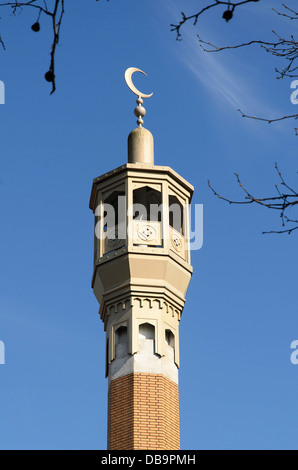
[128,127,154,165]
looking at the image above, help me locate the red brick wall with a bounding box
[108,373,180,450]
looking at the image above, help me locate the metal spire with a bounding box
[124,67,153,128]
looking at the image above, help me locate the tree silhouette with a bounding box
[0,0,65,94]
[172,2,298,131]
[171,2,298,234]
[208,165,298,235]
[171,1,261,38]
[1,1,297,234]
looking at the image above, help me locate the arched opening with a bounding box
[165,329,175,363]
[132,187,162,247]
[133,186,162,222]
[103,190,125,234]
[165,329,175,348]
[115,326,128,359]
[139,322,155,355]
[101,189,126,255]
[169,194,184,235]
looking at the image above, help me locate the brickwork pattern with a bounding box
[108,373,180,450]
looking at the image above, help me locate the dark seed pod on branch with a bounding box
[31,22,40,32]
[44,71,54,82]
[222,10,233,22]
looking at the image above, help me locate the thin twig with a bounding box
[170,1,261,41]
[0,0,65,93]
[209,165,298,235]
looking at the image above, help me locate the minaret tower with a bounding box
[89,68,193,450]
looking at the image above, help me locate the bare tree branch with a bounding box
[172,3,298,132]
[197,13,298,131]
[48,0,64,95]
[170,1,261,41]
[176,3,298,233]
[272,3,298,21]
[198,29,298,80]
[237,109,298,135]
[0,0,66,93]
[209,164,298,234]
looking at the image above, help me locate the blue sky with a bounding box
[0,0,298,450]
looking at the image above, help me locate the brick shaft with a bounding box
[108,373,180,450]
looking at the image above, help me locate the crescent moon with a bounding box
[124,67,153,99]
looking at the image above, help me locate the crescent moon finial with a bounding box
[124,67,153,99]
[124,67,153,128]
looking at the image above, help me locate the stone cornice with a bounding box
[100,289,184,328]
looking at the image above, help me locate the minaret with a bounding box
[89,68,193,450]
